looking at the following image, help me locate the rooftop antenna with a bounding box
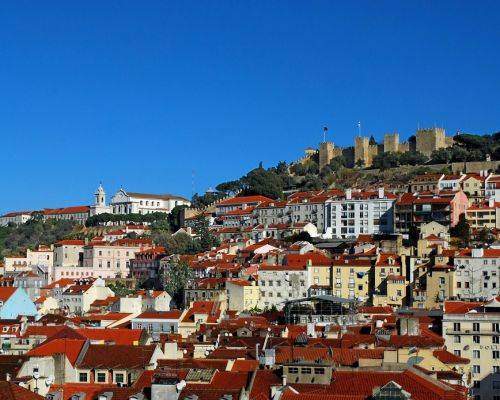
[323,126,328,143]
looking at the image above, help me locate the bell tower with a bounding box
[94,183,106,207]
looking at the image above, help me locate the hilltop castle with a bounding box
[305,127,454,170]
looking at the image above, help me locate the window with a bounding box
[472,365,481,374]
[493,336,500,344]
[493,323,500,333]
[288,367,298,374]
[453,335,461,343]
[473,350,480,359]
[473,335,480,344]
[97,372,106,383]
[453,323,461,332]
[115,373,125,384]
[79,372,88,382]
[493,350,500,359]
[301,367,312,374]
[314,368,325,375]
[473,322,480,332]
[454,350,461,357]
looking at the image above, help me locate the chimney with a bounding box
[282,374,287,386]
[471,248,484,258]
[345,189,352,200]
[378,187,385,199]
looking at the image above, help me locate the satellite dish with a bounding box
[407,356,424,366]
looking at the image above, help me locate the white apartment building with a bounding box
[454,248,500,301]
[323,188,396,239]
[258,264,308,310]
[60,278,115,314]
[486,175,500,201]
[2,246,53,276]
[443,299,500,400]
[110,189,190,215]
[53,240,86,281]
[0,211,32,226]
[80,238,153,279]
[438,174,466,192]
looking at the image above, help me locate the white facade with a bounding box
[110,189,190,215]
[81,239,153,279]
[324,189,395,239]
[90,184,112,216]
[443,299,500,400]
[53,241,85,281]
[258,266,308,310]
[60,278,114,314]
[0,212,32,226]
[454,248,500,301]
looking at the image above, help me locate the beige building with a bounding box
[443,298,500,400]
[413,264,456,309]
[226,279,260,311]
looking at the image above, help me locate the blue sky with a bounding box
[1,1,499,213]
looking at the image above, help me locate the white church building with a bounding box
[90,184,191,216]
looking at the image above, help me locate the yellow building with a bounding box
[331,257,371,302]
[412,264,456,309]
[373,253,407,307]
[226,279,260,311]
[461,173,486,205]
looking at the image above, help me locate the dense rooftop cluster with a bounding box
[0,168,499,400]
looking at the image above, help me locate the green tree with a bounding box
[163,260,194,307]
[372,152,400,170]
[215,180,242,195]
[168,205,188,232]
[192,215,219,251]
[107,281,135,296]
[430,148,453,164]
[450,214,470,245]
[241,166,284,199]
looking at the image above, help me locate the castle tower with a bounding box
[319,141,334,171]
[383,133,400,153]
[416,127,450,157]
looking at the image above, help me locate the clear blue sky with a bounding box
[1,1,499,213]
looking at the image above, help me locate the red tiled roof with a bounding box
[217,195,273,206]
[230,359,259,372]
[43,206,90,215]
[286,252,332,267]
[433,349,470,365]
[283,369,465,400]
[55,240,85,246]
[443,301,483,314]
[0,287,17,302]
[77,344,157,369]
[26,339,86,366]
[75,328,144,345]
[0,381,44,400]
